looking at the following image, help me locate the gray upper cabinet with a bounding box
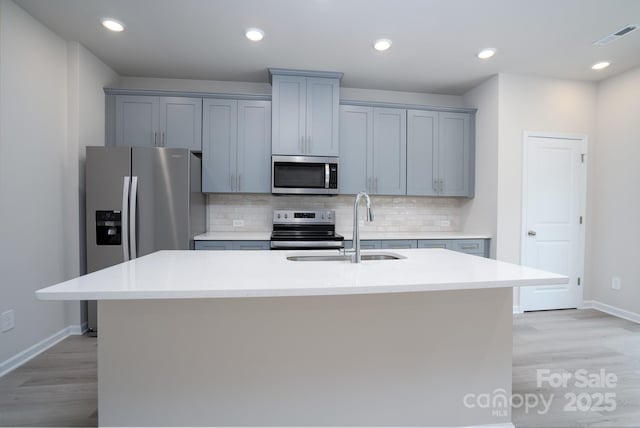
[202,99,271,193]
[438,112,471,197]
[407,109,473,197]
[339,105,372,194]
[373,108,407,195]
[339,105,406,195]
[115,95,159,148]
[407,110,437,196]
[159,97,202,151]
[114,95,202,151]
[270,70,341,157]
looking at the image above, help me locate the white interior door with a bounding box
[520,133,586,311]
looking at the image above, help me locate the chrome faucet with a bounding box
[344,192,374,263]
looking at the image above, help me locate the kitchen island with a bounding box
[37,249,566,427]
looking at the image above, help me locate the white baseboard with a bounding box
[0,324,83,378]
[69,321,88,335]
[582,300,640,324]
[513,305,523,314]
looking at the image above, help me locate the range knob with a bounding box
[277,213,281,219]
[284,213,288,219]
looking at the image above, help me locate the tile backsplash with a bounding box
[207,194,464,233]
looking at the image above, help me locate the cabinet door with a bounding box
[438,112,471,196]
[271,75,306,155]
[372,108,407,195]
[159,97,202,151]
[339,105,372,194]
[407,110,438,196]
[237,101,271,193]
[202,99,237,193]
[306,77,340,156]
[115,95,159,147]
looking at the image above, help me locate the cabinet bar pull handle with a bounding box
[129,176,138,259]
[161,132,165,147]
[230,173,235,191]
[308,136,312,154]
[238,174,241,192]
[154,132,157,146]
[121,176,130,262]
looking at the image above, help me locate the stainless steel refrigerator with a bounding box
[85,147,206,334]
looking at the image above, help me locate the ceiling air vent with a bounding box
[593,24,638,46]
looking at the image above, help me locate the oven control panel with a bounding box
[273,210,335,224]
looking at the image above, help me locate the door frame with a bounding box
[520,131,588,310]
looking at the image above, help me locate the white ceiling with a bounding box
[13,0,640,94]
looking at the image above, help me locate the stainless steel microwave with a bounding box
[272,156,339,195]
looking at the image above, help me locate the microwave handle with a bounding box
[325,163,330,189]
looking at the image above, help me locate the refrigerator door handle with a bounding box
[129,176,138,259]
[122,176,131,261]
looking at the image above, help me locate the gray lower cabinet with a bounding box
[339,105,406,195]
[114,95,202,150]
[407,109,473,197]
[202,99,271,193]
[195,241,270,251]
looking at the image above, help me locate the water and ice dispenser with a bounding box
[95,210,121,245]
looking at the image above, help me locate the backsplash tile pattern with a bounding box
[207,194,463,233]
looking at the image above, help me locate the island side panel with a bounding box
[98,288,513,427]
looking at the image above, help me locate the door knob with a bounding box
[528,230,537,237]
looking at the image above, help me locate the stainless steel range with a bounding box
[270,210,344,250]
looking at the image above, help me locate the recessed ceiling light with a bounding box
[101,18,125,32]
[245,28,264,42]
[373,39,392,52]
[477,48,496,59]
[592,61,610,70]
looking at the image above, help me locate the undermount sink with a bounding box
[286,252,406,262]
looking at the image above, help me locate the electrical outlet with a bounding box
[232,219,244,228]
[611,277,621,291]
[440,220,451,227]
[1,309,15,332]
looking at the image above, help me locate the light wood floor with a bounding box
[0,309,638,427]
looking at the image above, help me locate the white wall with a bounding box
[590,66,640,314]
[65,42,119,327]
[0,0,118,366]
[495,73,597,307]
[0,0,70,363]
[461,76,499,257]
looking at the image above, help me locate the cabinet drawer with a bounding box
[380,240,417,249]
[343,240,381,250]
[232,241,270,251]
[449,240,486,254]
[417,240,450,249]
[194,241,233,250]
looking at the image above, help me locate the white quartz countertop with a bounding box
[194,231,492,241]
[36,249,565,300]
